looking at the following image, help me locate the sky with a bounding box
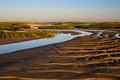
[0,0,120,22]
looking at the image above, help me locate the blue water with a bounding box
[0,30,92,54]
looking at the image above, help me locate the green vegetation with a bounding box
[1,22,120,30]
[73,22,120,29]
[39,25,74,29]
[0,31,4,34]
[0,31,55,38]
[0,22,30,31]
[38,22,120,29]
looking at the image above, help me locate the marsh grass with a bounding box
[0,22,30,31]
[38,22,120,29]
[72,22,120,29]
[0,31,55,38]
[39,25,74,29]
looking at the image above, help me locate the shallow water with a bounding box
[0,29,92,54]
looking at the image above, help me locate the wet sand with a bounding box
[0,37,35,45]
[0,30,120,80]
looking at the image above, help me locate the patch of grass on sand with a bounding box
[0,31,55,38]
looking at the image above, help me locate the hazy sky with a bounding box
[0,0,120,22]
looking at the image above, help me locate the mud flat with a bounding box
[0,29,120,80]
[0,37,35,45]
